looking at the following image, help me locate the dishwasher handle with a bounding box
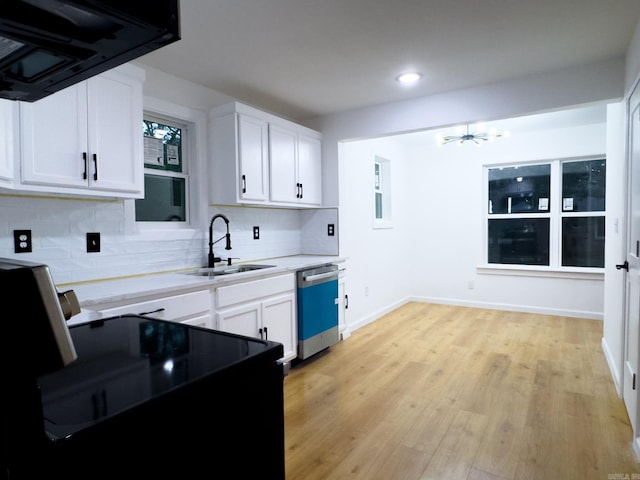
[302,271,338,283]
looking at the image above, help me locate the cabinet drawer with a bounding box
[216,274,294,308]
[98,289,211,322]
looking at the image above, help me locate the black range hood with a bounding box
[0,0,180,102]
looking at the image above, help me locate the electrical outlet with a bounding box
[13,229,32,253]
[253,226,260,240]
[328,224,335,236]
[87,232,101,253]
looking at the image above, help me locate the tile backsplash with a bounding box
[0,194,338,285]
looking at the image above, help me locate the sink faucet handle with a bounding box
[226,257,240,266]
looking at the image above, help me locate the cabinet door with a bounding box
[20,82,89,188]
[181,313,212,329]
[237,113,269,201]
[0,99,16,182]
[217,301,262,338]
[262,293,296,361]
[87,70,143,194]
[269,124,298,203]
[297,132,322,205]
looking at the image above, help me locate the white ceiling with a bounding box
[137,0,640,123]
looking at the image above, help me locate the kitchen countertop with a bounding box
[66,255,345,324]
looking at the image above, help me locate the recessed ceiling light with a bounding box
[396,72,422,85]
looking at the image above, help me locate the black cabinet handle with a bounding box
[299,183,303,199]
[138,308,165,316]
[242,174,247,193]
[296,182,301,198]
[345,294,349,309]
[264,326,268,340]
[93,153,98,181]
[82,152,88,180]
[616,261,629,271]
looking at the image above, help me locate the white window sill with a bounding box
[477,264,604,280]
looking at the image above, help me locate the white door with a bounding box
[623,83,640,434]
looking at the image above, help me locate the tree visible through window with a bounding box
[136,116,188,222]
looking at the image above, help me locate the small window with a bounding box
[136,116,189,222]
[373,156,391,228]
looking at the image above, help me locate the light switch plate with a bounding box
[87,232,101,253]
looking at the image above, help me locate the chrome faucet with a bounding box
[208,214,232,268]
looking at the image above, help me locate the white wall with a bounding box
[341,120,608,331]
[339,137,415,328]
[310,58,624,208]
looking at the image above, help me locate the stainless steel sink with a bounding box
[187,264,276,277]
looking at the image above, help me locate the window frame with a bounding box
[373,155,392,229]
[124,97,207,234]
[482,155,606,275]
[137,113,190,224]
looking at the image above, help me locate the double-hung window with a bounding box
[136,115,188,222]
[486,158,605,269]
[373,156,392,228]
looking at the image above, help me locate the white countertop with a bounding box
[67,255,346,317]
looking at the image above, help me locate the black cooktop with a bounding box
[37,315,282,439]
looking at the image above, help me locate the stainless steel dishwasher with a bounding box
[296,264,340,360]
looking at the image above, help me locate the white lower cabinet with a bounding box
[93,288,213,329]
[215,273,297,362]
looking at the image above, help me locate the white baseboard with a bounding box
[634,436,640,462]
[347,296,410,332]
[602,336,622,397]
[409,296,603,320]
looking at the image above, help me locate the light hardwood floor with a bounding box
[283,302,640,480]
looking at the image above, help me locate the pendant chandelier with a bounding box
[435,123,510,146]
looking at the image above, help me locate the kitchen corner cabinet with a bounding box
[18,64,145,198]
[90,288,213,329]
[215,273,297,362]
[209,101,322,208]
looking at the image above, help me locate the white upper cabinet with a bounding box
[18,64,144,198]
[237,113,269,201]
[269,124,297,203]
[0,99,17,185]
[269,124,322,206]
[295,131,322,205]
[210,101,322,208]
